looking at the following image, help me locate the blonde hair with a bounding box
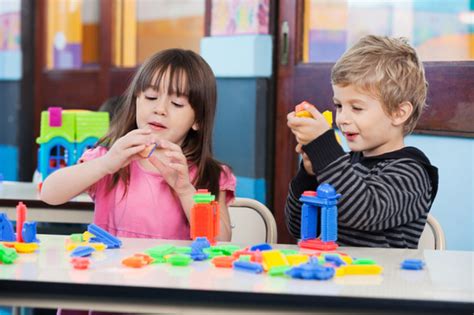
[331,35,428,134]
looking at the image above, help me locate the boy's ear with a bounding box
[392,101,413,127]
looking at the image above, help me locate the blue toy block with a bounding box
[22,221,39,243]
[190,247,209,261]
[232,260,264,274]
[401,259,425,270]
[191,237,211,251]
[0,213,16,242]
[250,243,272,251]
[88,224,122,248]
[324,254,346,267]
[71,246,95,257]
[286,263,335,280]
[299,183,341,242]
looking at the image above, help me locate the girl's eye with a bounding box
[145,96,157,101]
[172,102,184,107]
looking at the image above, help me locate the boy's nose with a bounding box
[336,109,350,125]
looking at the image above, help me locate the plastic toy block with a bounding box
[70,234,84,243]
[339,264,383,276]
[286,254,310,266]
[16,202,27,242]
[216,245,240,254]
[279,249,299,256]
[82,231,93,241]
[250,243,272,251]
[190,200,220,243]
[190,248,209,261]
[324,254,346,267]
[122,254,154,268]
[70,246,95,257]
[232,260,263,274]
[174,246,192,254]
[295,101,315,118]
[139,143,157,158]
[286,263,335,280]
[299,239,338,251]
[352,258,376,265]
[87,224,122,248]
[192,190,215,204]
[14,242,39,253]
[48,107,63,127]
[167,254,192,266]
[191,237,211,251]
[233,249,262,263]
[0,244,18,264]
[66,242,106,252]
[268,265,292,276]
[401,259,425,270]
[144,244,176,260]
[71,257,90,270]
[239,255,252,262]
[22,222,39,243]
[262,250,290,270]
[0,213,16,242]
[211,256,236,268]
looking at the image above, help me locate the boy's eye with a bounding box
[333,103,342,109]
[352,106,363,111]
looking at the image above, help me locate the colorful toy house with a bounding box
[36,107,109,180]
[190,189,220,244]
[299,183,341,251]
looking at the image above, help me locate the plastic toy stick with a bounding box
[16,202,27,242]
[87,224,122,248]
[139,143,157,158]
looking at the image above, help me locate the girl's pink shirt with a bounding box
[79,146,236,240]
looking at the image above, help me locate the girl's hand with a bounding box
[287,104,331,145]
[148,139,196,197]
[296,143,315,175]
[102,129,153,174]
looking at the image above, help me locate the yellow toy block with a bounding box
[286,254,309,266]
[295,110,312,118]
[83,231,94,241]
[262,250,289,270]
[338,264,383,276]
[66,242,106,251]
[14,242,39,253]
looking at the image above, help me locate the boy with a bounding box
[285,35,438,248]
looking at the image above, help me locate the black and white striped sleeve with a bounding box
[303,131,433,232]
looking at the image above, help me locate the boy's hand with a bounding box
[296,143,315,175]
[287,104,331,145]
[102,129,153,174]
[148,140,196,197]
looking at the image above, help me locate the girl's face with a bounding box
[135,72,198,146]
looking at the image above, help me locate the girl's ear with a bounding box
[392,101,413,127]
[192,121,199,131]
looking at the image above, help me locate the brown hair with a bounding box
[331,35,428,134]
[98,49,224,197]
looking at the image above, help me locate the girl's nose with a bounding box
[153,98,167,115]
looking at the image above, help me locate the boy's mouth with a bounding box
[343,132,358,141]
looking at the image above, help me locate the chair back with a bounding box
[418,214,446,250]
[228,197,277,244]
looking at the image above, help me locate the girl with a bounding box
[41,49,235,241]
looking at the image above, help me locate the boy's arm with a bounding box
[303,131,433,231]
[40,156,110,205]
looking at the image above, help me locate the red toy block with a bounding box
[16,202,27,242]
[298,239,338,251]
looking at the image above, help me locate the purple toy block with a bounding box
[48,107,63,127]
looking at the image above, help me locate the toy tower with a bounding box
[190,189,220,244]
[36,107,109,180]
[298,183,341,251]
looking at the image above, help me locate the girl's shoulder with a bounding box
[78,146,108,163]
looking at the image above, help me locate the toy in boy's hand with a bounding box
[139,143,157,158]
[295,101,315,118]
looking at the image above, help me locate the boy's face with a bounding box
[332,84,404,156]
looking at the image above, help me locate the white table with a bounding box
[0,235,472,314]
[0,181,93,224]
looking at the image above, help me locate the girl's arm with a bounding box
[216,191,232,241]
[41,129,152,205]
[40,156,111,205]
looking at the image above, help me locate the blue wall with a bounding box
[0,81,20,181]
[405,134,474,251]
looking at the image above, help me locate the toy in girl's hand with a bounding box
[139,143,157,158]
[295,101,315,118]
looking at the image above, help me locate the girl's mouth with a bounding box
[149,122,166,130]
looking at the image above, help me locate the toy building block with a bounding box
[0,243,19,264]
[299,183,341,251]
[139,143,157,158]
[16,202,27,242]
[190,189,220,243]
[87,224,122,248]
[262,250,289,270]
[14,242,39,253]
[70,246,96,257]
[0,213,16,242]
[232,260,264,273]
[338,264,383,276]
[167,254,192,266]
[71,257,90,270]
[211,256,236,268]
[22,222,39,243]
[401,259,425,270]
[250,243,272,251]
[295,101,314,118]
[286,263,335,280]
